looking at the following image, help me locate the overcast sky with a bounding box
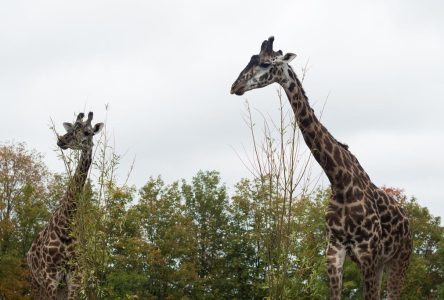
[1,1,443,219]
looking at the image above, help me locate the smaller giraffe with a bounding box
[27,112,103,300]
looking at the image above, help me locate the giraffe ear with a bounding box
[93,123,104,134]
[63,122,73,132]
[282,53,296,63]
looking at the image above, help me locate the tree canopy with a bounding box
[0,142,442,299]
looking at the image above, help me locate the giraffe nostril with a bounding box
[231,82,245,95]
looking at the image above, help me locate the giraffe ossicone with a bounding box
[231,36,412,300]
[27,112,103,300]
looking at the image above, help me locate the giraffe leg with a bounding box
[375,263,384,296]
[67,270,81,300]
[326,243,346,300]
[30,276,43,300]
[386,257,409,300]
[43,274,59,300]
[386,238,411,300]
[360,264,383,300]
[351,243,383,300]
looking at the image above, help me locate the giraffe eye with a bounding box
[259,62,271,68]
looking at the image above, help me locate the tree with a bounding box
[0,143,51,300]
[227,178,265,299]
[237,91,317,299]
[1,140,442,299]
[182,170,230,299]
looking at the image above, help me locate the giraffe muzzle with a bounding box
[230,83,245,96]
[57,139,68,150]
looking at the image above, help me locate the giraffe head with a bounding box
[57,112,104,150]
[231,36,296,96]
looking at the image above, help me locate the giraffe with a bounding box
[27,112,103,300]
[231,37,412,300]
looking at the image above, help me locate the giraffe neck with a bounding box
[279,66,370,190]
[52,147,92,231]
[67,147,93,197]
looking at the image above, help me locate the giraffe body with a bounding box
[27,112,103,299]
[231,37,412,300]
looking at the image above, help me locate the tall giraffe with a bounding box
[231,37,412,300]
[27,112,103,300]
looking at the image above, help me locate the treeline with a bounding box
[0,142,443,299]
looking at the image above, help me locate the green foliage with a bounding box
[0,143,51,300]
[1,142,443,299]
[395,191,444,299]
